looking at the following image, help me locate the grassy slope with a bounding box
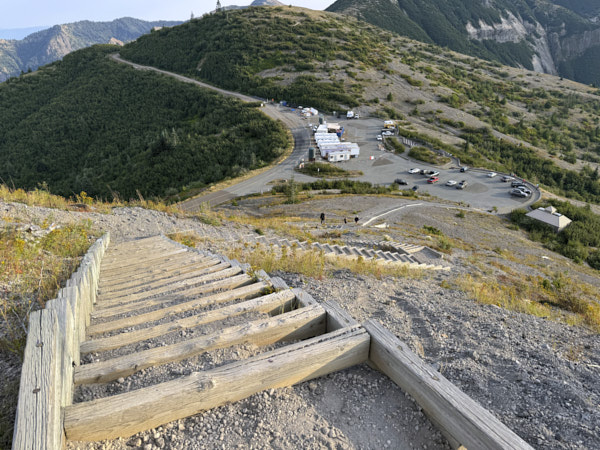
[0,45,289,199]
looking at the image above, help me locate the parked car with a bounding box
[457,180,468,189]
[515,186,532,195]
[408,168,421,174]
[487,172,497,178]
[511,180,527,188]
[394,178,408,185]
[510,188,529,198]
[445,180,457,186]
[422,170,440,177]
[460,166,469,172]
[382,130,393,136]
[412,185,419,191]
[501,175,514,182]
[427,177,439,184]
[376,135,382,141]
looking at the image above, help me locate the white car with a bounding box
[408,168,420,174]
[487,172,497,178]
[446,180,457,186]
[376,135,382,141]
[382,131,393,136]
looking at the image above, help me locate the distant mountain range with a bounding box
[0,17,181,82]
[0,26,49,40]
[327,0,600,86]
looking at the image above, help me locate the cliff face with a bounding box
[0,18,181,82]
[327,0,600,86]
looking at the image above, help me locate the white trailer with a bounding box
[326,150,351,162]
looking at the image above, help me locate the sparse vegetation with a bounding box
[454,271,600,332]
[408,146,451,165]
[511,200,600,269]
[297,162,362,178]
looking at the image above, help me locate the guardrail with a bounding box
[12,233,110,450]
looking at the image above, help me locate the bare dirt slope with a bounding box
[2,197,599,450]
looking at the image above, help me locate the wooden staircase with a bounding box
[63,235,369,441]
[13,233,531,449]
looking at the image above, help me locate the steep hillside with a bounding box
[121,6,600,204]
[327,0,600,86]
[0,17,181,82]
[0,45,289,198]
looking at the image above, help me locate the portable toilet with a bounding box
[308,147,315,161]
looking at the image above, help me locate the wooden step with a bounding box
[98,264,240,306]
[99,258,219,293]
[101,248,187,272]
[86,281,267,336]
[65,325,369,441]
[98,263,244,311]
[75,304,326,385]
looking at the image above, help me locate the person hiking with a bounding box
[354,216,359,224]
[344,217,347,224]
[320,212,325,225]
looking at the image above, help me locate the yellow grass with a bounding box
[453,272,600,333]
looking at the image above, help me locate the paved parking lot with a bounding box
[317,116,538,213]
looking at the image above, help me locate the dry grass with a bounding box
[0,221,97,355]
[451,271,600,333]
[0,183,183,215]
[0,219,98,449]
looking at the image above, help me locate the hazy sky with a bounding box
[1,1,334,29]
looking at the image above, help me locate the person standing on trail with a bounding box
[344,217,347,224]
[320,212,325,225]
[354,216,359,225]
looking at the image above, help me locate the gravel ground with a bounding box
[2,198,599,450]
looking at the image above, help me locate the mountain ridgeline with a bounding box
[327,0,600,86]
[0,45,289,198]
[0,17,182,82]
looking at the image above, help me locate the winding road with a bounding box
[110,54,315,211]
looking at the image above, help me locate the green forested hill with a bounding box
[120,8,391,111]
[0,45,289,199]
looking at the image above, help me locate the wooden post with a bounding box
[12,309,63,449]
[65,326,370,441]
[364,320,534,450]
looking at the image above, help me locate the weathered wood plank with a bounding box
[12,309,63,450]
[98,255,210,287]
[76,304,326,384]
[99,258,217,293]
[363,320,534,450]
[322,299,358,332]
[292,288,320,308]
[270,276,290,291]
[99,265,241,306]
[46,298,74,407]
[81,289,297,354]
[65,326,369,441]
[91,273,255,320]
[86,281,267,336]
[101,248,187,271]
[99,250,191,276]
